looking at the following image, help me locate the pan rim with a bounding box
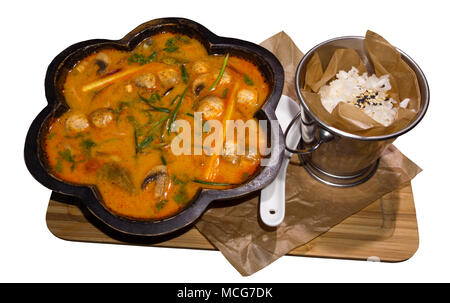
[24,17,285,236]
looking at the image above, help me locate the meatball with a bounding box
[94,52,110,75]
[222,139,260,164]
[197,96,224,120]
[236,88,259,116]
[213,70,232,85]
[236,88,257,105]
[65,113,89,133]
[192,61,209,74]
[89,108,113,128]
[134,72,156,89]
[158,68,180,88]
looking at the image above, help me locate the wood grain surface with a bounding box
[46,182,419,262]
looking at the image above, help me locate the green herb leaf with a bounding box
[168,87,188,133]
[113,101,131,119]
[75,133,85,139]
[137,92,153,104]
[243,74,254,86]
[128,53,142,64]
[180,65,189,84]
[209,53,229,91]
[172,175,187,185]
[145,105,170,113]
[159,116,170,141]
[175,35,191,44]
[57,149,76,171]
[222,88,229,98]
[174,193,189,205]
[128,51,157,65]
[164,38,179,53]
[155,199,167,211]
[150,116,169,131]
[147,51,157,62]
[151,92,161,103]
[127,115,140,130]
[170,95,180,106]
[139,92,161,104]
[118,101,131,110]
[161,154,167,165]
[241,172,249,181]
[186,112,194,117]
[141,111,153,128]
[165,38,175,46]
[133,129,139,155]
[193,179,236,186]
[54,158,63,173]
[80,139,96,155]
[58,149,75,163]
[164,46,179,53]
[137,135,154,152]
[172,178,190,205]
[138,94,170,113]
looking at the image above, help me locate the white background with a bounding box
[1,0,448,282]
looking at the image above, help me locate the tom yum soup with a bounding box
[45,32,271,220]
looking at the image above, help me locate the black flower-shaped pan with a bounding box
[24,17,285,236]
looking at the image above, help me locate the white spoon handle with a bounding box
[259,152,291,227]
[259,95,301,227]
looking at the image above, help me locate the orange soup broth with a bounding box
[45,32,269,219]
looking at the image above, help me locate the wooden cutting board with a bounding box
[46,182,419,262]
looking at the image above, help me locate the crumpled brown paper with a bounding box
[301,30,421,136]
[194,32,422,276]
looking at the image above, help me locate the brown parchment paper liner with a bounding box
[302,30,421,136]
[194,32,422,276]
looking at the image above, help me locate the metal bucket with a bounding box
[286,36,429,187]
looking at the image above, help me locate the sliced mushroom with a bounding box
[65,113,89,133]
[143,37,153,49]
[89,108,113,128]
[134,72,156,89]
[194,83,205,96]
[197,96,224,120]
[158,68,180,88]
[163,87,174,97]
[192,73,210,96]
[142,165,169,199]
[94,52,110,75]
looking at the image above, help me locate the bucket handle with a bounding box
[284,111,334,154]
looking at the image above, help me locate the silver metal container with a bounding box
[287,36,429,187]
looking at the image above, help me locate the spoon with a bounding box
[260,95,302,227]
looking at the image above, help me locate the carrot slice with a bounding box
[204,83,239,181]
[81,65,147,92]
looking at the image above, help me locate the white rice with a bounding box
[318,67,409,127]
